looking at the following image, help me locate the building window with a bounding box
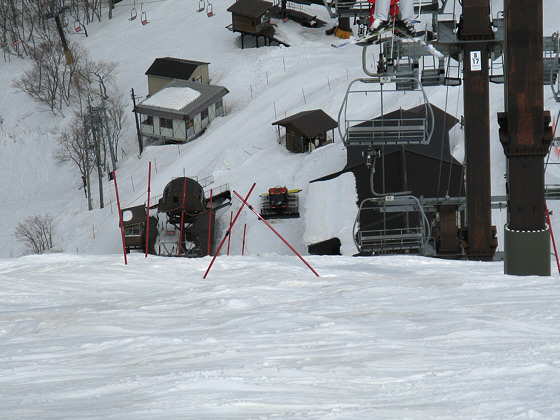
[186,119,195,138]
[124,227,141,237]
[160,117,173,130]
[142,115,153,125]
[260,12,270,24]
[201,108,208,120]
[215,99,224,116]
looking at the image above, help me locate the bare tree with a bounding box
[102,93,127,162]
[14,214,56,254]
[54,113,95,178]
[13,40,116,115]
[13,39,69,113]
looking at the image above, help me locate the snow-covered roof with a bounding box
[136,80,228,120]
[141,86,201,111]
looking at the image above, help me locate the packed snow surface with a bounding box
[1,0,560,417]
[1,253,559,418]
[142,86,201,110]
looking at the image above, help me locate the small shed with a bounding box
[120,205,158,253]
[227,0,272,35]
[272,109,338,153]
[136,79,228,144]
[145,57,210,96]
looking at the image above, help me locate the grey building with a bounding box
[136,79,228,144]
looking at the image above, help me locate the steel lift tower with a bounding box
[460,0,496,260]
[498,0,554,275]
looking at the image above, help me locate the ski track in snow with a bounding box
[1,254,560,418]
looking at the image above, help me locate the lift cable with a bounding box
[435,84,451,204]
[448,80,464,195]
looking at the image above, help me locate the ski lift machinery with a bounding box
[335,3,470,256]
[338,42,436,147]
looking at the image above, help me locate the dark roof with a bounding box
[145,57,209,80]
[272,109,338,138]
[136,80,229,120]
[121,205,146,227]
[227,0,273,18]
[311,104,461,184]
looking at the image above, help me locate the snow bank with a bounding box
[304,172,358,255]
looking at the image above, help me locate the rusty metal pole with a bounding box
[460,0,496,260]
[498,0,553,275]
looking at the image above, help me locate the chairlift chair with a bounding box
[544,33,560,101]
[74,20,83,32]
[338,76,435,147]
[141,4,149,25]
[129,7,137,20]
[207,2,215,17]
[197,0,205,13]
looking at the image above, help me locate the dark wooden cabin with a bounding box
[272,109,338,153]
[120,204,157,253]
[227,0,272,35]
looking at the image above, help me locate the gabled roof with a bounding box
[145,57,209,80]
[136,80,228,120]
[227,0,273,18]
[272,109,338,138]
[121,205,146,227]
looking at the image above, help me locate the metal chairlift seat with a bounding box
[543,33,560,101]
[129,7,137,20]
[207,2,214,17]
[197,0,205,12]
[338,77,435,147]
[354,196,430,255]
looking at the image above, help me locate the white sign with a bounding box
[470,51,482,71]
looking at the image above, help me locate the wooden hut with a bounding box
[120,205,157,253]
[272,109,338,153]
[227,0,272,35]
[145,57,210,96]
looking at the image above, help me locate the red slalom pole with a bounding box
[113,170,128,265]
[233,190,319,277]
[242,224,247,255]
[207,189,213,256]
[546,205,560,275]
[178,177,187,257]
[145,162,152,257]
[227,211,233,255]
[203,183,256,279]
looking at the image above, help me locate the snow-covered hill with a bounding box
[1,0,557,258]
